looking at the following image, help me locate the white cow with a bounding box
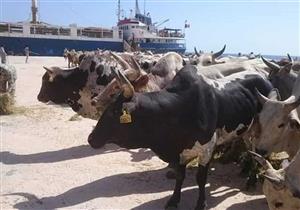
[251,151,300,210]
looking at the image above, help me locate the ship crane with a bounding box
[154,19,170,28]
[31,0,38,23]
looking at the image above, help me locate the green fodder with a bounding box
[0,93,15,115]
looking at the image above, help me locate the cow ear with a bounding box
[284,97,300,113]
[268,89,281,101]
[133,75,149,90]
[289,118,300,130]
[281,63,293,74]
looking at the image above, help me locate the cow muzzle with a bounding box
[37,94,49,103]
[87,132,105,149]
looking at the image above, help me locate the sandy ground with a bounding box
[1,56,269,210]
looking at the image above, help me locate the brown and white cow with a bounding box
[38,51,183,120]
[64,49,83,68]
[91,51,184,108]
[38,53,124,120]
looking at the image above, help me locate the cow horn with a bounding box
[249,151,285,185]
[43,66,54,74]
[284,97,300,113]
[194,47,200,57]
[261,56,280,72]
[112,68,134,98]
[256,88,270,105]
[213,44,226,58]
[249,151,274,170]
[287,53,294,63]
[130,56,142,74]
[110,52,131,70]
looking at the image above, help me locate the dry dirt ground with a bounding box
[1,56,269,210]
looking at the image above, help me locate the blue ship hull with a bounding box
[0,36,123,56]
[0,36,186,56]
[140,42,186,54]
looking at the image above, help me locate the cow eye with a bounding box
[278,123,285,128]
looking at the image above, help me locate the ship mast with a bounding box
[31,0,38,23]
[135,0,141,15]
[117,0,121,21]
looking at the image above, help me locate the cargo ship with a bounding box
[118,0,186,53]
[0,0,186,56]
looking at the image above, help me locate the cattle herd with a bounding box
[2,46,299,210]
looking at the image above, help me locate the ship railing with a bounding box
[0,21,123,40]
[0,22,23,34]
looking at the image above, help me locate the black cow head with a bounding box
[37,66,88,106]
[262,56,296,100]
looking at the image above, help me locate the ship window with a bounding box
[146,38,150,43]
[0,24,9,33]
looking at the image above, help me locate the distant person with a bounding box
[0,46,7,64]
[24,46,30,63]
[249,52,255,59]
[63,48,68,60]
[237,52,242,57]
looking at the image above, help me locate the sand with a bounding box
[1,56,268,210]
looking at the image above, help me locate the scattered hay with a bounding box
[0,93,15,115]
[11,106,29,115]
[69,113,82,121]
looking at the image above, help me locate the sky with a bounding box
[1,0,299,56]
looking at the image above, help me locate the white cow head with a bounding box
[253,89,300,156]
[192,45,226,66]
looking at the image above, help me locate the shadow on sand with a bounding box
[1,144,156,165]
[7,163,267,210]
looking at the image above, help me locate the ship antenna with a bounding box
[144,0,146,15]
[31,0,38,23]
[117,0,121,21]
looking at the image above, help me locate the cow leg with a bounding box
[195,163,210,210]
[165,164,186,209]
[165,162,177,179]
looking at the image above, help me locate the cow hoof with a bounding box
[195,201,207,210]
[165,170,176,179]
[164,202,178,210]
[195,205,206,210]
[165,206,177,210]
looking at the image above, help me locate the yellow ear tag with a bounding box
[120,110,132,124]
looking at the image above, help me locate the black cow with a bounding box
[88,65,273,209]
